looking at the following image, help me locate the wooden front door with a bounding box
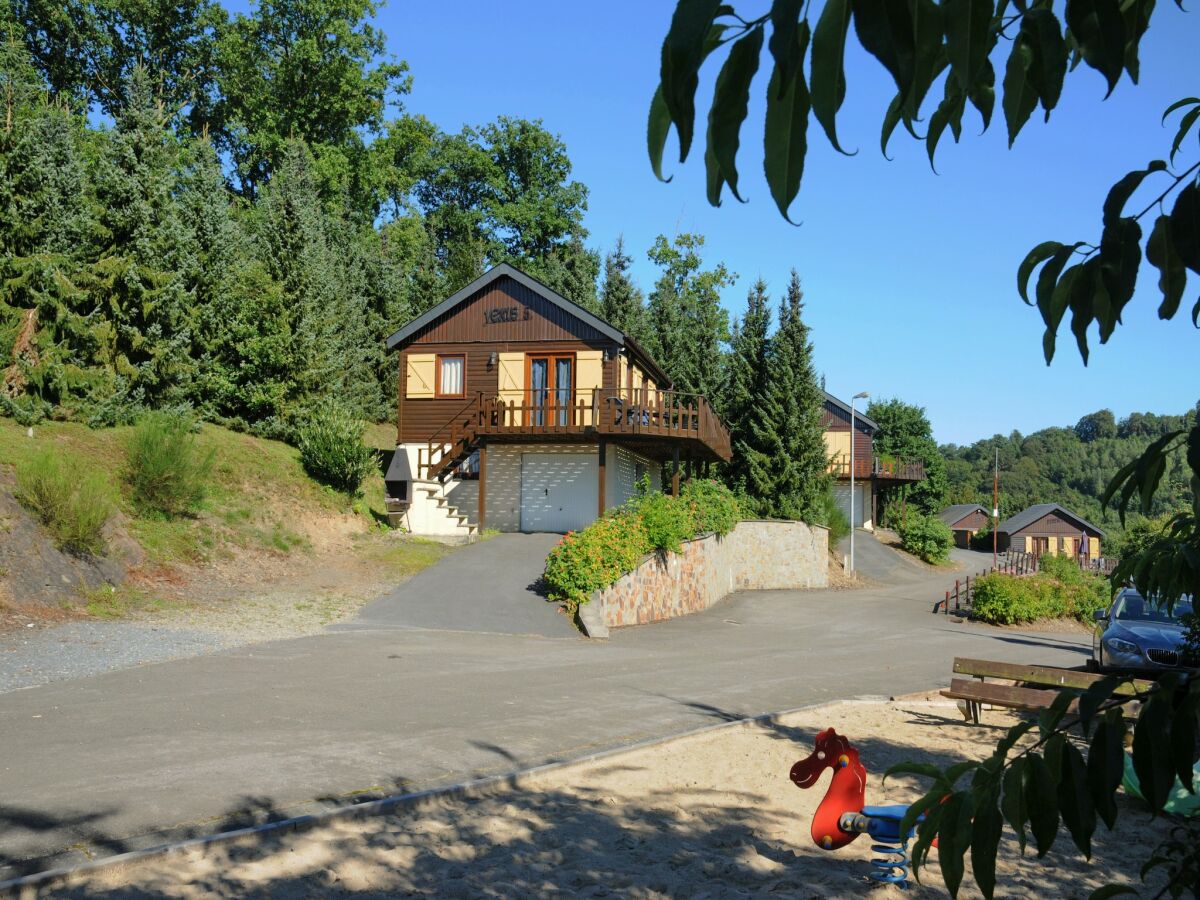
[1031,536,1049,557]
[527,354,574,426]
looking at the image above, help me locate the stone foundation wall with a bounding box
[588,520,828,631]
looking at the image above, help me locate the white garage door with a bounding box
[520,453,598,533]
[833,484,865,528]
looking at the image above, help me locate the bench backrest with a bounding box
[952,657,1152,696]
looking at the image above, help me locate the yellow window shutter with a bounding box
[406,354,435,399]
[619,357,629,400]
[575,350,603,425]
[497,352,525,424]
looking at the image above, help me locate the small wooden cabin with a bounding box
[937,504,989,548]
[383,264,732,537]
[996,503,1104,559]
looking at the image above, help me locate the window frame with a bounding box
[435,353,466,399]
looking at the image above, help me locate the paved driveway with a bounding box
[348,533,575,639]
[0,547,1092,879]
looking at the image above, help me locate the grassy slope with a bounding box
[0,418,427,575]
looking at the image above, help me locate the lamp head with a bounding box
[852,391,869,399]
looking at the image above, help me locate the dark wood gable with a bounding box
[1014,510,1102,538]
[404,275,610,346]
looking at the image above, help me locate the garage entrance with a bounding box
[520,453,597,533]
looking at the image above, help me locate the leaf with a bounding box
[1120,0,1155,83]
[1170,182,1200,274]
[910,802,944,882]
[1018,240,1065,304]
[926,80,967,170]
[706,26,765,202]
[1170,104,1200,164]
[1068,257,1104,364]
[1132,692,1173,813]
[1097,217,1143,341]
[1103,162,1166,227]
[1059,742,1097,859]
[1021,7,1067,116]
[936,791,976,898]
[1025,753,1060,856]
[1088,710,1125,830]
[884,761,950,783]
[971,788,1004,900]
[1077,675,1122,737]
[880,90,905,158]
[1065,0,1127,97]
[898,788,948,849]
[648,86,673,182]
[1001,756,1028,853]
[659,0,725,163]
[1146,214,1188,320]
[943,0,994,94]
[851,0,916,102]
[810,0,855,154]
[1170,690,1199,793]
[1002,37,1038,146]
[1039,691,1077,739]
[968,60,996,130]
[1035,242,1081,334]
[768,0,806,99]
[905,0,948,121]
[763,23,812,224]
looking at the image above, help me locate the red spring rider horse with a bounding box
[790,728,923,887]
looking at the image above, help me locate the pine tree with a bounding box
[256,138,375,429]
[532,229,601,313]
[84,68,193,419]
[744,270,828,520]
[0,87,95,420]
[645,233,733,397]
[600,235,645,336]
[721,278,771,491]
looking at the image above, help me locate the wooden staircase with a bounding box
[419,395,482,482]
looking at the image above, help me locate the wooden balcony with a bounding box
[477,389,732,462]
[828,454,925,482]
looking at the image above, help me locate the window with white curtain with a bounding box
[437,355,464,397]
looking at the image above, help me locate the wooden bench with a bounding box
[941,657,1153,724]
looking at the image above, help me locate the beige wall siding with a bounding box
[1089,536,1101,557]
[575,349,604,425]
[823,430,851,460]
[497,352,525,424]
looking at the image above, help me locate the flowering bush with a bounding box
[542,479,746,612]
[542,512,650,610]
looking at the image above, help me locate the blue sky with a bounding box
[374,2,1198,444]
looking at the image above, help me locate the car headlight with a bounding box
[1106,637,1140,656]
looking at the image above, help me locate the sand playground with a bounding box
[47,697,1170,899]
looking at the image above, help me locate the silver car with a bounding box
[1090,589,1195,673]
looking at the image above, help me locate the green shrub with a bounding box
[681,478,740,537]
[542,511,650,610]
[816,481,850,545]
[972,566,1114,625]
[124,410,215,517]
[899,513,953,564]
[630,490,697,554]
[295,402,378,495]
[16,454,113,555]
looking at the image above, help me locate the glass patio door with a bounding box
[528,355,573,426]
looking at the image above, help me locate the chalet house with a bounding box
[937,504,990,548]
[821,392,925,531]
[382,264,732,538]
[996,503,1104,559]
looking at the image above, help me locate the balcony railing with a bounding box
[828,454,926,482]
[476,388,732,461]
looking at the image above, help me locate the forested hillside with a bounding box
[941,407,1198,540]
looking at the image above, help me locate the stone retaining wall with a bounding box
[579,521,828,636]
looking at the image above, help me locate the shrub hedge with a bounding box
[123,410,215,517]
[295,402,378,495]
[898,513,954,564]
[16,454,113,556]
[972,558,1112,625]
[542,479,743,611]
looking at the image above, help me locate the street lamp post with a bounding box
[849,391,869,574]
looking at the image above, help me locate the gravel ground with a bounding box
[0,621,235,694]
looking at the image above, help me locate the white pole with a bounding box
[849,397,856,573]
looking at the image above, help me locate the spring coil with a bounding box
[869,839,910,887]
